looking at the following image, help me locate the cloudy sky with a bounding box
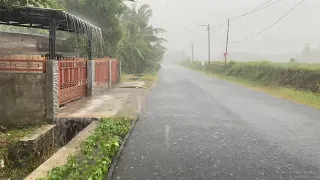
[129,0,320,61]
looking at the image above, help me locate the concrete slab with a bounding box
[58,93,130,118]
[21,125,55,141]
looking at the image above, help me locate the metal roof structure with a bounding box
[0,6,101,34]
[0,6,100,59]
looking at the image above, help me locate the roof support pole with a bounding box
[49,19,56,59]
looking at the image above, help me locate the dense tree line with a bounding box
[0,0,166,73]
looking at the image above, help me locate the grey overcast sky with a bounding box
[128,0,319,61]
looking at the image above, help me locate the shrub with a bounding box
[186,61,320,93]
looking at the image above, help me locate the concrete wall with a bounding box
[0,73,46,127]
[0,31,74,55]
[7,125,56,168]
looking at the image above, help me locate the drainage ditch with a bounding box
[5,117,98,180]
[54,117,98,148]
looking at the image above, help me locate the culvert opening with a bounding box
[54,118,98,148]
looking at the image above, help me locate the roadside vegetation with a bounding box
[121,73,158,88]
[140,73,158,88]
[0,126,38,178]
[181,60,320,109]
[38,116,133,180]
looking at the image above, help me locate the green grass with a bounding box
[182,61,320,109]
[120,73,133,82]
[121,72,158,88]
[39,116,133,180]
[139,73,158,88]
[234,61,320,70]
[211,60,320,70]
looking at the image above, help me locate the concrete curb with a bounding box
[105,115,140,180]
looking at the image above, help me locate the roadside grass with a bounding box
[121,73,133,82]
[39,116,133,180]
[1,126,38,179]
[232,61,320,70]
[139,73,158,88]
[183,62,320,109]
[121,72,158,88]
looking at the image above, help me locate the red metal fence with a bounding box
[0,55,120,106]
[0,55,46,73]
[94,57,119,85]
[111,60,119,84]
[95,58,109,86]
[58,59,87,105]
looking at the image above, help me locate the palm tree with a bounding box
[117,4,166,73]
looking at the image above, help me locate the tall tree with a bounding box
[0,0,62,8]
[62,0,125,57]
[117,4,166,73]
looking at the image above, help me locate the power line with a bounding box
[213,0,283,32]
[230,0,283,21]
[212,0,281,28]
[251,0,282,13]
[230,0,274,20]
[230,0,306,43]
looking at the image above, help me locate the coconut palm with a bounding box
[117,4,167,73]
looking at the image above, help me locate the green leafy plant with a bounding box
[38,116,132,180]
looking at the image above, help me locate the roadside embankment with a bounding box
[181,61,320,109]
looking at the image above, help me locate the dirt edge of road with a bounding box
[106,85,151,180]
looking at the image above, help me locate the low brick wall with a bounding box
[7,125,56,169]
[6,118,96,178]
[0,73,46,127]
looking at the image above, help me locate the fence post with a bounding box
[108,60,112,89]
[87,60,95,97]
[46,59,59,122]
[118,60,121,83]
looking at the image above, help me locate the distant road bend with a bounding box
[112,63,320,180]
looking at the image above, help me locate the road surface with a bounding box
[112,63,320,180]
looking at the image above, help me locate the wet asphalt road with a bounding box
[112,63,320,180]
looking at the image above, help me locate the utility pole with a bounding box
[225,19,230,68]
[208,24,211,65]
[182,51,185,62]
[191,42,194,64]
[185,28,195,63]
[200,24,211,65]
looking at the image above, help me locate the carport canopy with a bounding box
[0,6,101,59]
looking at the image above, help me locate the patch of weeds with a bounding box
[38,116,133,180]
[121,73,132,82]
[0,126,39,179]
[140,74,158,88]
